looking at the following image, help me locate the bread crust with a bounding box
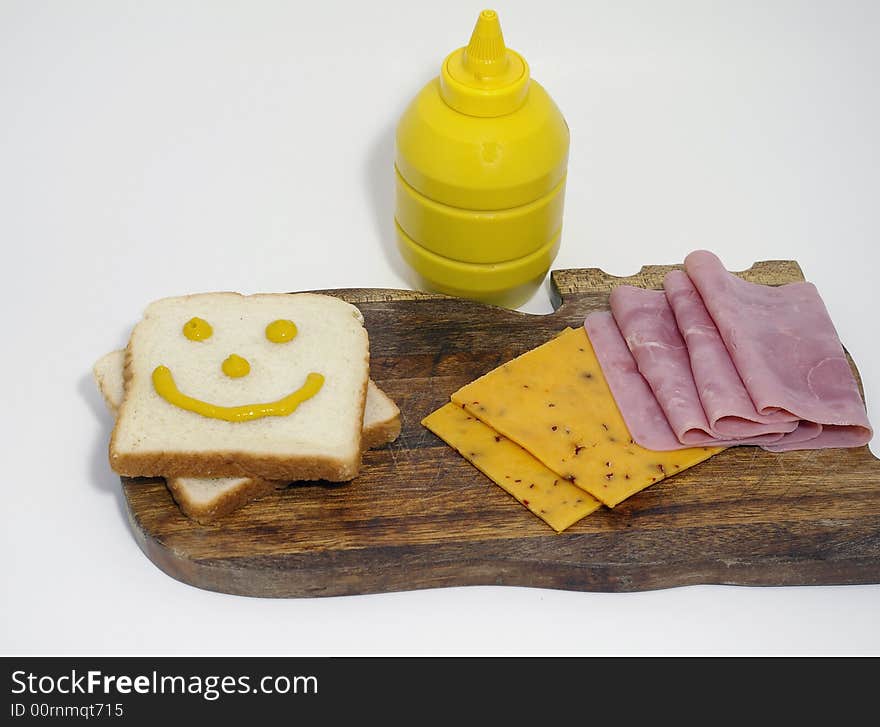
[111,449,363,481]
[361,406,401,449]
[166,477,279,525]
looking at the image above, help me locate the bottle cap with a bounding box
[440,9,530,117]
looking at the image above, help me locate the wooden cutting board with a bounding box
[122,260,880,597]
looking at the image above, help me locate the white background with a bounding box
[2,0,878,655]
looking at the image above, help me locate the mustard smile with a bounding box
[152,366,325,422]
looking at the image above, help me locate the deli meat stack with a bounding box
[584,250,873,452]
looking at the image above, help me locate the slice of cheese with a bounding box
[451,327,723,507]
[422,402,601,532]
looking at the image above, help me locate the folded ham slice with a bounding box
[663,270,799,438]
[684,250,872,451]
[606,286,789,448]
[584,311,685,451]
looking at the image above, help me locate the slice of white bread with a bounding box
[95,349,400,524]
[110,293,370,481]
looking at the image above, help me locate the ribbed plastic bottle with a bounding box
[395,9,570,307]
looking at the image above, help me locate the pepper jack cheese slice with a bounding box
[451,327,723,507]
[423,403,602,532]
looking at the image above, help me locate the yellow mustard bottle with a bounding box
[395,9,570,307]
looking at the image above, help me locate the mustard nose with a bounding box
[222,354,250,378]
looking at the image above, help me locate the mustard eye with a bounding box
[266,319,297,343]
[183,317,213,341]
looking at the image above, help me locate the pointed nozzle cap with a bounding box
[464,9,509,78]
[440,9,530,117]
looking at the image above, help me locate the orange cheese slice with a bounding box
[451,327,723,507]
[422,402,601,532]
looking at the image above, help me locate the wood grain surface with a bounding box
[122,261,880,597]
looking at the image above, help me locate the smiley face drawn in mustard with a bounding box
[152,317,324,422]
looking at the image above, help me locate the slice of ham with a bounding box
[606,286,788,448]
[583,311,687,451]
[684,250,872,451]
[663,270,799,438]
